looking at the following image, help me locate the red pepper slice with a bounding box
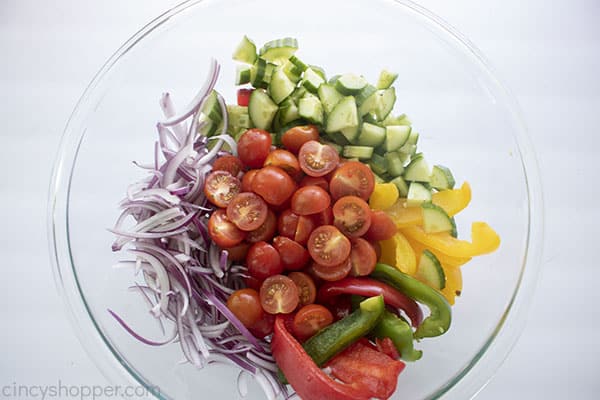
[271,316,372,400]
[317,277,423,327]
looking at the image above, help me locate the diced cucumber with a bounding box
[318,84,343,114]
[232,35,257,64]
[327,131,350,146]
[357,122,386,147]
[358,87,396,120]
[302,67,325,93]
[199,90,222,124]
[406,130,419,145]
[421,202,456,234]
[382,113,408,126]
[416,250,446,290]
[235,65,252,85]
[268,66,296,104]
[368,153,387,176]
[325,96,359,142]
[385,152,405,177]
[376,69,398,89]
[309,65,327,81]
[398,143,417,157]
[298,94,324,125]
[259,37,298,63]
[355,84,377,106]
[227,105,251,131]
[248,89,278,130]
[406,182,432,207]
[250,58,275,89]
[328,74,341,85]
[282,60,303,83]
[289,55,308,72]
[384,125,411,152]
[290,86,308,103]
[335,73,368,95]
[430,165,456,190]
[390,176,409,197]
[343,145,373,160]
[278,98,300,126]
[404,154,430,182]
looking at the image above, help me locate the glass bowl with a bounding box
[48,0,544,399]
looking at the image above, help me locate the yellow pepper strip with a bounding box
[401,222,500,258]
[408,236,471,268]
[379,232,417,276]
[440,265,462,305]
[369,183,399,211]
[385,182,472,228]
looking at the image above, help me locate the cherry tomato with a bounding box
[298,141,340,177]
[288,271,317,306]
[308,258,352,282]
[291,186,331,216]
[204,171,241,208]
[259,275,299,314]
[244,275,263,291]
[246,210,277,243]
[241,169,258,192]
[299,176,329,191]
[272,236,310,271]
[372,241,382,260]
[281,125,320,154]
[224,241,251,262]
[252,166,297,206]
[237,129,272,169]
[207,209,246,248]
[364,210,398,242]
[307,225,351,267]
[292,304,334,341]
[237,88,253,107]
[277,209,316,246]
[312,206,334,226]
[248,312,275,339]
[332,196,372,237]
[212,155,244,177]
[329,161,375,201]
[246,241,283,280]
[264,149,301,177]
[349,238,377,277]
[226,192,268,231]
[226,288,263,328]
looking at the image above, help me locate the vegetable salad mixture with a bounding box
[110,37,500,400]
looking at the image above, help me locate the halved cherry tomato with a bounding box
[291,186,331,216]
[237,88,253,107]
[349,238,377,276]
[259,274,299,314]
[246,241,283,280]
[252,166,297,206]
[329,161,375,201]
[299,176,329,191]
[288,271,317,306]
[248,311,275,339]
[212,155,244,177]
[277,210,316,245]
[246,210,277,243]
[226,288,263,328]
[244,275,263,291]
[281,125,320,154]
[226,192,268,231]
[364,210,397,242]
[292,304,334,341]
[264,149,301,177]
[298,141,340,177]
[207,209,246,248]
[237,129,272,169]
[204,171,241,208]
[372,241,382,260]
[332,196,372,238]
[307,225,351,267]
[224,241,251,262]
[308,259,352,282]
[272,236,310,271]
[312,206,334,226]
[241,169,258,192]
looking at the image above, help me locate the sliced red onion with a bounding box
[130,188,181,205]
[246,352,278,373]
[128,250,170,315]
[107,309,177,346]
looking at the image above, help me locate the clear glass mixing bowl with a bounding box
[48,0,544,399]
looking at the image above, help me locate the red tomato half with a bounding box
[299,176,329,191]
[281,125,320,154]
[204,171,241,208]
[207,209,246,248]
[241,169,258,192]
[329,161,375,201]
[260,275,299,314]
[349,238,377,276]
[308,259,352,282]
[364,210,398,242]
[264,149,301,177]
[298,141,340,177]
[332,196,372,238]
[226,192,268,231]
[246,210,277,243]
[291,186,331,216]
[277,210,316,245]
[252,166,297,206]
[246,241,283,280]
[212,155,244,177]
[307,225,351,267]
[272,236,310,271]
[226,288,262,328]
[292,304,334,341]
[288,271,317,306]
[237,129,272,169]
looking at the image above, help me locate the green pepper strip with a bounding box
[372,310,423,362]
[303,295,385,366]
[370,263,451,340]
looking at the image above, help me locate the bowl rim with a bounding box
[47,0,545,399]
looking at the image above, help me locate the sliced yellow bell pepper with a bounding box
[369,183,399,211]
[440,264,462,305]
[385,182,472,228]
[408,236,471,268]
[401,222,500,258]
[379,232,417,276]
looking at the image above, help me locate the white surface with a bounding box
[1,0,598,398]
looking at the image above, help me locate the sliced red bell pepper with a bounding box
[317,277,424,327]
[326,339,405,400]
[271,316,373,400]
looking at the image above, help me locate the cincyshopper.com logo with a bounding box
[1,381,160,400]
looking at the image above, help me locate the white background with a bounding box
[1,0,598,399]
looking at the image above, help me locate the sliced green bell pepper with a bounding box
[371,310,422,361]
